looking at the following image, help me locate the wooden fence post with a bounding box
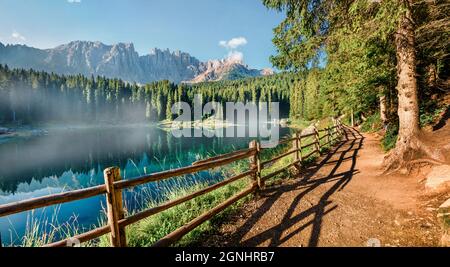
[298,131,303,164]
[249,140,262,189]
[339,120,345,136]
[314,127,321,155]
[336,120,342,136]
[351,108,354,127]
[104,167,126,247]
[256,141,263,189]
[292,132,301,170]
[327,127,331,146]
[332,118,337,139]
[334,125,338,140]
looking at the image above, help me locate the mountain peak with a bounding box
[261,68,274,76]
[56,40,135,50]
[113,42,135,49]
[187,58,266,83]
[149,47,190,58]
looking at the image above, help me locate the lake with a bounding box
[0,125,291,245]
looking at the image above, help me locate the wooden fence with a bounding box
[0,119,345,247]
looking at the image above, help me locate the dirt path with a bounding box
[203,127,444,247]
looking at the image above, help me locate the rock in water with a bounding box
[0,127,11,135]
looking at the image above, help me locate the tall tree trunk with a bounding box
[384,0,422,171]
[384,0,446,171]
[396,0,419,140]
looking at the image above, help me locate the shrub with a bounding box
[420,101,447,127]
[360,113,382,133]
[381,123,398,152]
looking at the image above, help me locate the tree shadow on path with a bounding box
[228,127,365,247]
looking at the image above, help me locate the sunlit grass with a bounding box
[102,178,252,247]
[5,206,95,247]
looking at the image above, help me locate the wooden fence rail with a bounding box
[0,119,345,247]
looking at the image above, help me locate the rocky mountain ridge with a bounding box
[0,41,273,84]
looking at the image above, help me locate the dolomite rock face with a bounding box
[0,41,273,84]
[188,57,273,83]
[0,41,204,83]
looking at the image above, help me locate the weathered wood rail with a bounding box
[0,119,345,247]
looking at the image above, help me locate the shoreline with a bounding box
[158,118,291,130]
[0,123,160,143]
[0,118,293,143]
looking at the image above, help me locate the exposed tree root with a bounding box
[383,134,447,175]
[409,158,445,166]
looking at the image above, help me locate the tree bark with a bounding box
[396,0,419,139]
[384,0,422,171]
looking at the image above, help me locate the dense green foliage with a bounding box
[258,0,398,122]
[382,123,399,152]
[263,0,449,132]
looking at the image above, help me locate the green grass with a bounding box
[4,205,90,247]
[259,119,340,186]
[99,177,252,247]
[289,118,314,130]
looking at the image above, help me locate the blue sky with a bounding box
[0,0,285,69]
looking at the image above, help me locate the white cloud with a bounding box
[219,37,248,63]
[67,0,82,3]
[226,51,244,63]
[219,37,247,50]
[11,31,26,42]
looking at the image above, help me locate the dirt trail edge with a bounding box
[203,127,443,247]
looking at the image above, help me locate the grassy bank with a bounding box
[111,177,251,247]
[259,118,339,186]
